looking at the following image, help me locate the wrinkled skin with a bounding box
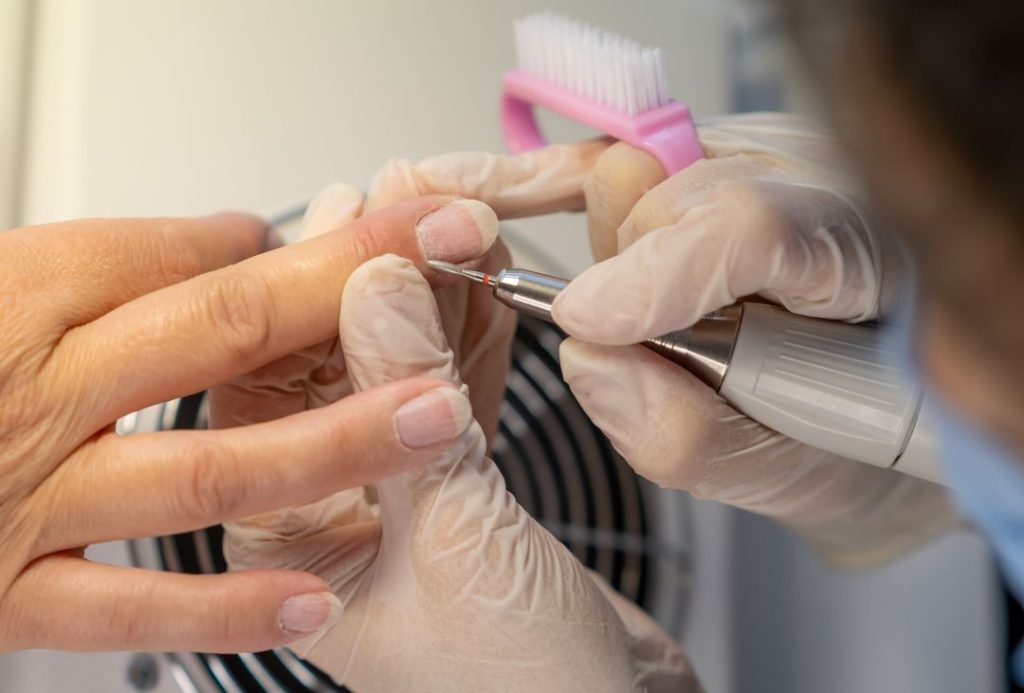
[0,203,483,653]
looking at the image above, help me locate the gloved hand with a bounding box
[223,255,700,693]
[214,138,610,447]
[552,113,959,568]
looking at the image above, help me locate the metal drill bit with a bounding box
[426,260,498,287]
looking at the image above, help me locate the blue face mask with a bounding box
[889,296,1024,681]
[932,401,1024,682]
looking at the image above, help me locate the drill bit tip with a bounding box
[426,260,497,287]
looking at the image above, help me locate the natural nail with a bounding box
[280,592,342,634]
[415,199,498,262]
[395,387,473,448]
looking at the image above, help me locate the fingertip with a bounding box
[585,141,665,261]
[415,198,499,264]
[552,261,646,345]
[394,385,473,449]
[200,570,340,650]
[559,340,647,462]
[204,211,270,252]
[279,591,343,638]
[206,210,269,228]
[365,156,417,212]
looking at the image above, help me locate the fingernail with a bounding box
[395,387,473,448]
[280,592,342,634]
[415,199,498,262]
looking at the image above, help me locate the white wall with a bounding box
[0,0,31,228]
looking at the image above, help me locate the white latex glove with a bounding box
[224,255,700,693]
[214,139,609,446]
[552,113,959,568]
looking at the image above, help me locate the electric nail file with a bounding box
[428,261,941,484]
[495,13,939,482]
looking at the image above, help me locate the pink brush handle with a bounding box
[500,70,703,175]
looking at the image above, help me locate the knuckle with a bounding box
[343,223,393,266]
[106,589,154,646]
[203,271,275,365]
[181,437,247,521]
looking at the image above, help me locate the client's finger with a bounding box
[0,554,339,653]
[39,378,467,553]
[5,214,267,327]
[56,196,498,431]
[208,182,369,432]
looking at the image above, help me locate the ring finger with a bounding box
[34,377,470,555]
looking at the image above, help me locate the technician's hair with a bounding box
[783,0,1024,239]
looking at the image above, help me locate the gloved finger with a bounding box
[437,239,516,444]
[40,378,466,553]
[552,180,880,344]
[586,570,694,689]
[58,196,498,433]
[365,138,612,218]
[611,154,779,253]
[559,338,803,495]
[0,554,339,653]
[327,255,700,693]
[6,213,268,329]
[561,339,962,570]
[696,113,852,179]
[223,490,381,585]
[613,116,859,253]
[340,254,464,392]
[582,141,666,261]
[300,183,366,240]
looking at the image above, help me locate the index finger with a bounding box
[54,196,498,430]
[366,139,611,218]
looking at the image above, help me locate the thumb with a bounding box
[559,337,806,500]
[553,180,881,345]
[583,142,666,261]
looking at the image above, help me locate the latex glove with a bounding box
[223,255,700,693]
[213,139,609,448]
[553,113,959,568]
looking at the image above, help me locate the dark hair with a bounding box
[867,0,1024,227]
[785,0,1024,234]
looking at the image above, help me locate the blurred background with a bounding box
[0,1,1002,691]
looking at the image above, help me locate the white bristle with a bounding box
[513,11,670,117]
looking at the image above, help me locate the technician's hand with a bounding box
[0,197,496,654]
[212,140,610,448]
[553,114,959,568]
[223,255,700,693]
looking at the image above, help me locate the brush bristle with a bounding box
[513,11,670,117]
